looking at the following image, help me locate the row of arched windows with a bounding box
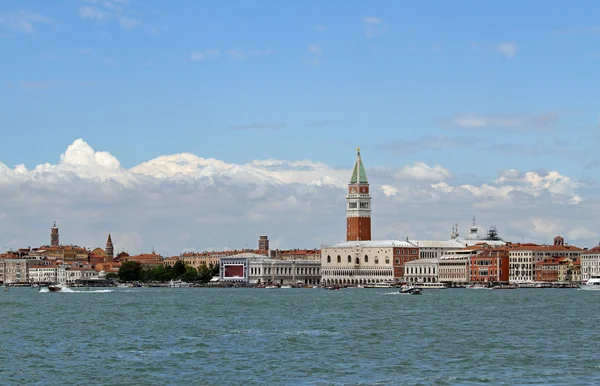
[326,255,390,264]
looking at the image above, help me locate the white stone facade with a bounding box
[408,240,465,259]
[320,241,409,285]
[248,257,321,285]
[438,251,475,284]
[404,258,439,283]
[581,248,600,281]
[29,266,58,284]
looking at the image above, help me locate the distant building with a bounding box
[469,247,510,283]
[270,249,321,261]
[106,233,114,261]
[118,250,163,269]
[0,259,28,284]
[404,258,439,284]
[219,253,321,285]
[346,148,371,241]
[580,245,600,282]
[508,236,583,283]
[51,222,59,247]
[438,249,478,285]
[258,235,269,253]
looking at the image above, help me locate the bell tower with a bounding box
[51,221,59,247]
[346,148,371,241]
[106,233,114,262]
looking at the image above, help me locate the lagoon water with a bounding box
[2,287,600,385]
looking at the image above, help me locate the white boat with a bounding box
[413,282,448,289]
[168,280,191,288]
[280,285,293,289]
[580,275,600,290]
[116,283,129,288]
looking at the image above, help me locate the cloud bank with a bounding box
[0,139,595,255]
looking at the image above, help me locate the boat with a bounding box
[399,285,422,295]
[280,285,292,289]
[168,280,191,288]
[265,285,279,289]
[467,284,491,289]
[492,284,519,290]
[48,284,65,292]
[413,282,448,289]
[580,275,600,290]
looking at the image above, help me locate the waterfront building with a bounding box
[89,248,108,265]
[51,221,59,247]
[219,253,321,285]
[248,255,321,285]
[219,254,251,284]
[346,148,371,241]
[0,259,28,284]
[534,258,561,282]
[404,258,439,283]
[580,245,600,281]
[469,247,510,283]
[29,265,58,284]
[321,240,417,285]
[438,249,478,285]
[508,236,583,283]
[270,249,321,261]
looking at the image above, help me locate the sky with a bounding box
[1,0,600,255]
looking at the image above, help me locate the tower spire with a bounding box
[346,148,371,241]
[350,148,368,184]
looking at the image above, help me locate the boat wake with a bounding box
[39,288,113,293]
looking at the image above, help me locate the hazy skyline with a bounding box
[1,1,599,253]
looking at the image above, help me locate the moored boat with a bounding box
[580,275,600,290]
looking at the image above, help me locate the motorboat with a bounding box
[168,280,191,288]
[492,284,519,290]
[280,285,292,289]
[48,284,65,292]
[399,285,422,295]
[580,275,600,290]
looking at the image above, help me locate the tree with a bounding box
[198,263,212,283]
[118,261,143,282]
[182,267,198,282]
[172,261,186,279]
[105,272,118,280]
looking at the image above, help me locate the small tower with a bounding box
[51,221,59,247]
[258,235,269,253]
[106,233,114,262]
[346,148,372,241]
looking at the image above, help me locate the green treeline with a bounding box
[117,260,219,283]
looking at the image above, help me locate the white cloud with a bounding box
[445,112,558,131]
[226,49,246,59]
[364,16,385,37]
[365,17,381,24]
[0,11,51,33]
[190,49,219,61]
[119,17,141,29]
[395,162,452,181]
[308,44,322,54]
[79,6,104,20]
[497,42,517,58]
[78,0,141,30]
[0,139,594,255]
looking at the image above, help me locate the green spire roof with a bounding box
[350,148,368,184]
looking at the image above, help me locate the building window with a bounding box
[327,255,331,263]
[395,258,400,264]
[347,255,351,263]
[337,255,341,263]
[386,258,390,264]
[349,202,357,209]
[360,202,369,209]
[375,258,379,264]
[364,255,369,263]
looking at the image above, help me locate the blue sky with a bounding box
[1,0,599,252]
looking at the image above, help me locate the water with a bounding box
[1,287,600,385]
